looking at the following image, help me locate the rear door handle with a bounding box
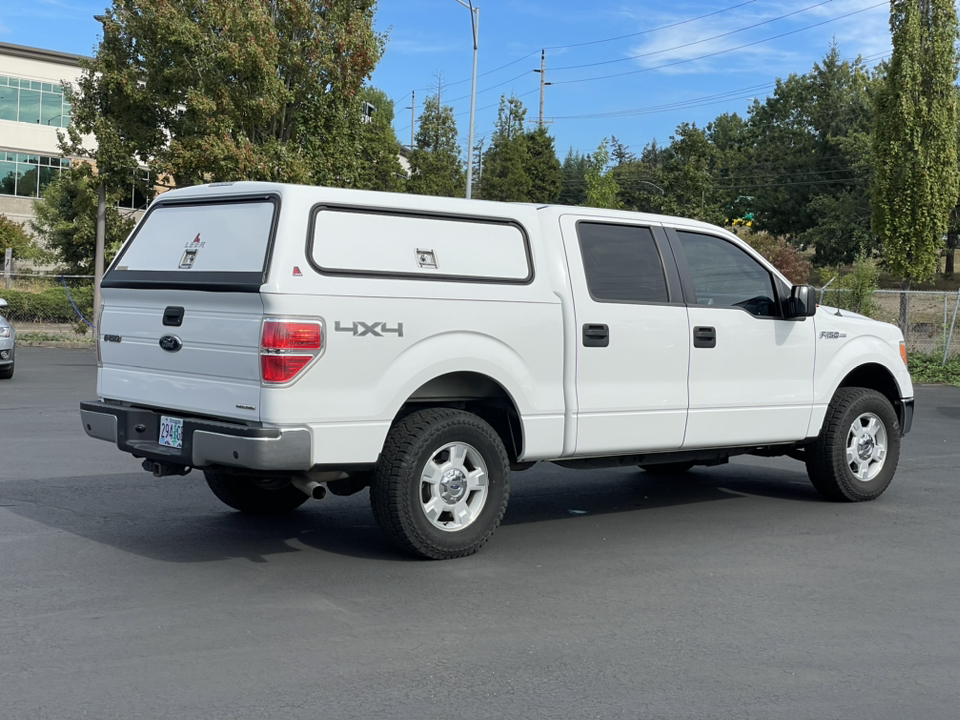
[582,323,609,348]
[693,326,716,349]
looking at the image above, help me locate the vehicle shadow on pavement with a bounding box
[0,460,821,565]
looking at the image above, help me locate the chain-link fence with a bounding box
[2,271,958,357]
[820,286,960,359]
[0,273,96,342]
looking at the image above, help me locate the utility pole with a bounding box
[94,184,105,319]
[457,0,479,200]
[533,49,552,128]
[474,136,485,187]
[408,90,415,150]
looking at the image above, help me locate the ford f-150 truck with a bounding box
[80,182,913,559]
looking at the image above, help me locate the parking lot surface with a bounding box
[2,347,959,719]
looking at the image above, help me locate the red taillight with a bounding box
[261,355,312,383]
[260,319,324,384]
[261,321,323,350]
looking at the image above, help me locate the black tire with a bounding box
[641,461,695,476]
[0,363,13,380]
[371,408,510,560]
[806,387,901,502]
[203,470,309,515]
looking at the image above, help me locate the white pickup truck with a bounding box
[81,182,914,559]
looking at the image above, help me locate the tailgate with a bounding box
[98,289,264,421]
[97,193,278,422]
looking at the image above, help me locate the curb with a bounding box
[18,342,95,349]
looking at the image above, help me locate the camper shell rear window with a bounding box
[102,194,280,292]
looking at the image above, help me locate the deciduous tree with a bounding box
[65,0,383,189]
[873,0,960,332]
[31,164,134,274]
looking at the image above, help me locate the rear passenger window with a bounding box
[577,223,669,304]
[676,231,778,317]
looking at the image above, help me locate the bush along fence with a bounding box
[1,272,958,359]
[1,273,96,342]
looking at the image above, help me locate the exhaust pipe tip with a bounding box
[291,474,327,500]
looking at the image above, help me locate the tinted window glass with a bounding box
[578,222,669,303]
[677,231,778,317]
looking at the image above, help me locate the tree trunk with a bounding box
[946,230,958,277]
[900,276,911,342]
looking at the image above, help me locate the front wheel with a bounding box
[203,470,310,515]
[371,408,510,560]
[805,388,901,502]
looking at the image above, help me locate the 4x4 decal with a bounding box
[335,321,404,338]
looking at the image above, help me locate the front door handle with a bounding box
[583,323,609,348]
[693,326,716,348]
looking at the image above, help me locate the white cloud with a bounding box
[619,0,891,76]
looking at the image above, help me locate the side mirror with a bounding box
[786,285,816,318]
[0,298,7,309]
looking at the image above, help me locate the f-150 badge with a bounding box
[819,331,847,339]
[335,321,403,338]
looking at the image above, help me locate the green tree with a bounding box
[873,0,960,333]
[407,95,464,197]
[65,0,383,189]
[584,141,620,209]
[559,148,589,206]
[660,122,722,223]
[0,215,49,264]
[30,164,135,274]
[525,126,562,203]
[479,95,532,202]
[354,87,405,192]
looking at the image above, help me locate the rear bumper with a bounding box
[80,400,312,471]
[900,397,914,436]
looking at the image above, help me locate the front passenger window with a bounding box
[677,231,778,317]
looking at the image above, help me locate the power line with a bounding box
[543,0,761,51]
[409,0,766,93]
[552,1,887,86]
[551,0,835,72]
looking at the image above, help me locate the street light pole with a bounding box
[457,0,479,199]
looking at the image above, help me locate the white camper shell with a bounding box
[81,182,914,559]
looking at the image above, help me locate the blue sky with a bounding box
[1,0,895,159]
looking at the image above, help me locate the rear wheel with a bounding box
[641,461,695,476]
[371,408,510,560]
[203,470,309,515]
[0,363,13,380]
[806,388,901,502]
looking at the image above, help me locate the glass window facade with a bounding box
[118,170,153,210]
[0,75,71,128]
[0,152,70,197]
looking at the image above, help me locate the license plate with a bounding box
[159,416,184,449]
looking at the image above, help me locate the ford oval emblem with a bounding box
[159,334,182,352]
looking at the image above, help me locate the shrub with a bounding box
[823,255,880,317]
[742,231,812,285]
[0,286,94,324]
[908,352,960,386]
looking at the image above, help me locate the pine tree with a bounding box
[525,126,562,204]
[479,95,532,202]
[407,95,465,197]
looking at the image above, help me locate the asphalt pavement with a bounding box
[1,347,959,719]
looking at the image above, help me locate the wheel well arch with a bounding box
[837,363,902,413]
[393,371,524,463]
